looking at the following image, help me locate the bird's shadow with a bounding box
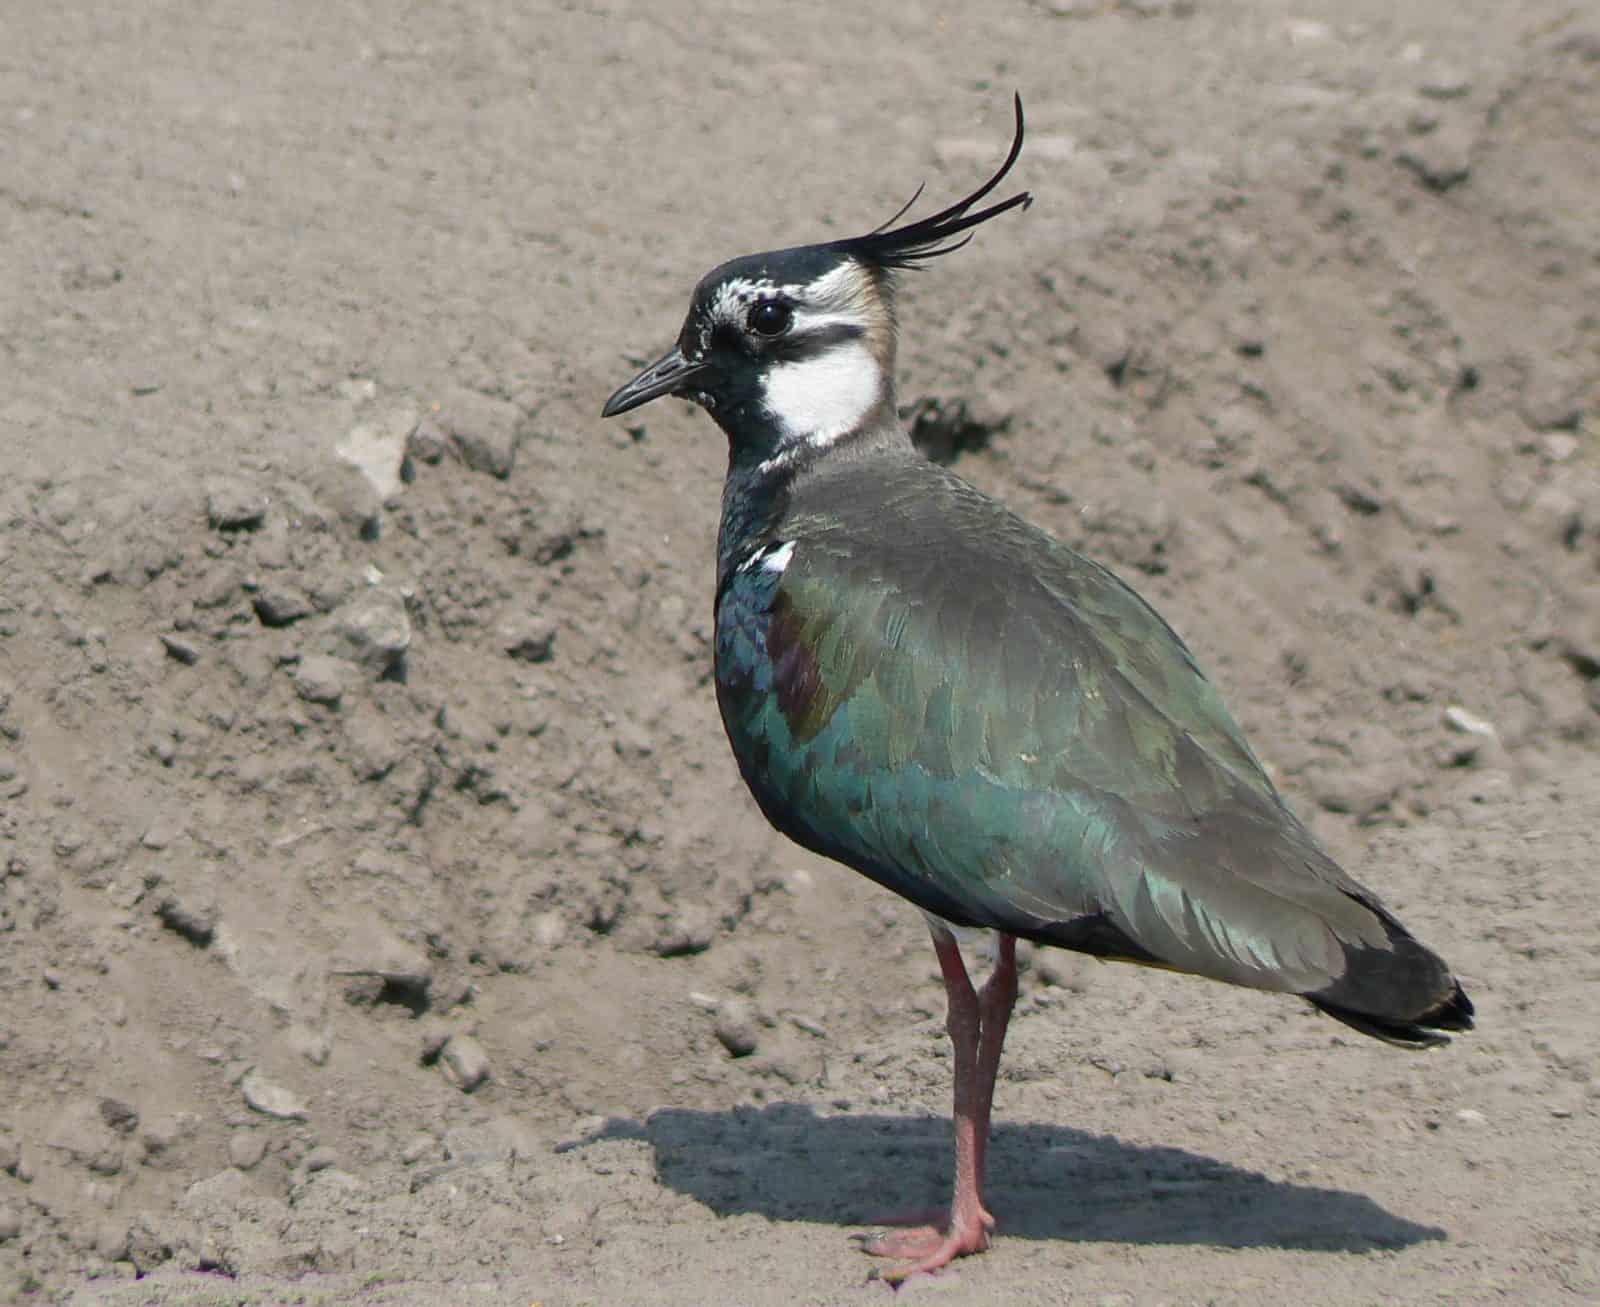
[568,1103,1444,1253]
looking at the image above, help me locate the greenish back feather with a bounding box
[715,456,1445,1005]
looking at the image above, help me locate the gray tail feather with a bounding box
[1301,887,1475,1049]
[1308,978,1474,1049]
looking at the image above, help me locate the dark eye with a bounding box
[747,300,793,338]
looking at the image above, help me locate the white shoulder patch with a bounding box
[737,539,796,577]
[762,540,796,574]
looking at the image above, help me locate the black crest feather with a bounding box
[832,94,1032,271]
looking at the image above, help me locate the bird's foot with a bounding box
[854,1204,994,1281]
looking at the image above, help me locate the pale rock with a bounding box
[336,408,414,504]
[240,1070,309,1121]
[438,390,523,479]
[205,479,268,531]
[714,998,760,1058]
[342,702,405,780]
[501,613,557,664]
[251,583,314,628]
[332,922,432,1008]
[531,910,567,951]
[406,414,449,465]
[292,654,347,706]
[440,1034,491,1092]
[337,591,411,673]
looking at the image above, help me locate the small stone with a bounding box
[140,1113,190,1162]
[406,414,449,465]
[612,718,653,759]
[336,409,414,504]
[652,905,715,957]
[1396,123,1474,192]
[1309,765,1401,822]
[160,634,201,665]
[440,1035,491,1092]
[1443,705,1496,738]
[714,998,760,1058]
[293,654,347,706]
[420,1025,451,1063]
[140,821,182,851]
[530,911,567,951]
[193,565,241,609]
[789,1013,829,1039]
[241,1070,310,1121]
[1455,1108,1486,1125]
[1521,386,1584,433]
[206,479,268,532]
[1418,68,1471,99]
[95,1219,131,1261]
[0,1133,20,1175]
[334,924,432,1009]
[439,392,523,479]
[99,1098,140,1135]
[157,893,216,948]
[228,1131,267,1171]
[1543,432,1580,462]
[302,459,383,540]
[46,1100,124,1174]
[501,614,557,664]
[399,1134,436,1165]
[337,592,411,673]
[252,584,315,627]
[303,1145,338,1173]
[0,1203,19,1242]
[342,704,404,781]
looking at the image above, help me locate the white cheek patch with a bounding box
[759,339,881,447]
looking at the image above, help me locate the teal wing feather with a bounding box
[716,461,1454,1013]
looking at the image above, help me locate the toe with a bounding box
[877,1229,991,1283]
[854,1225,946,1260]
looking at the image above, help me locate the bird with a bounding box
[601,95,1473,1281]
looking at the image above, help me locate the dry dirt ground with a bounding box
[3,2,1599,1304]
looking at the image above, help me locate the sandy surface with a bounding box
[2,2,1598,1303]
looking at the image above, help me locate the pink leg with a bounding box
[858,927,1019,1281]
[971,934,1018,1192]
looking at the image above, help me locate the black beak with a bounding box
[601,346,707,418]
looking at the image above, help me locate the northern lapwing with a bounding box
[603,96,1472,1281]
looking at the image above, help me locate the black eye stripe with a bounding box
[765,321,865,360]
